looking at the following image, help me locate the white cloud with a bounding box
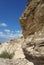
[4,29,10,33]
[0,23,7,27]
[0,32,3,35]
[0,32,6,37]
[15,30,22,34]
[0,30,23,43]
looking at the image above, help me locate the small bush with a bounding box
[0,51,14,59]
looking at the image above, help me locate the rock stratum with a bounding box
[22,27,44,65]
[19,0,44,65]
[0,37,25,59]
[0,37,34,65]
[20,0,44,38]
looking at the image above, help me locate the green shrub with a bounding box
[0,51,14,59]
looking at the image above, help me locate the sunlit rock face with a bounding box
[22,27,44,65]
[19,0,44,38]
[0,58,34,65]
[0,37,25,59]
[0,37,34,65]
[19,0,44,65]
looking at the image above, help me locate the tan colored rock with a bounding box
[0,37,25,59]
[19,0,44,65]
[22,27,44,65]
[0,58,34,65]
[19,0,44,38]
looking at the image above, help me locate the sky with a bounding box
[0,0,27,43]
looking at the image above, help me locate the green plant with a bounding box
[0,51,14,59]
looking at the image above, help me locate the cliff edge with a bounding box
[19,0,44,65]
[20,0,44,38]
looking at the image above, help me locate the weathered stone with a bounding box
[0,37,25,59]
[19,0,44,38]
[19,0,44,65]
[0,58,34,65]
[22,27,44,65]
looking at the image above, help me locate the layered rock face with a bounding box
[19,0,44,65]
[0,37,34,65]
[20,0,44,38]
[0,37,25,59]
[22,27,44,65]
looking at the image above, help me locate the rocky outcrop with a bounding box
[19,0,44,38]
[0,58,34,65]
[0,37,25,59]
[0,37,34,65]
[22,27,44,65]
[19,0,44,65]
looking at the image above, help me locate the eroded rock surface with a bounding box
[0,58,34,65]
[0,37,25,59]
[20,0,44,65]
[22,27,44,65]
[20,0,44,38]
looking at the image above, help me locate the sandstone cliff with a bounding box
[20,0,44,38]
[0,37,34,65]
[0,0,44,65]
[19,0,44,65]
[22,27,44,65]
[0,37,25,59]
